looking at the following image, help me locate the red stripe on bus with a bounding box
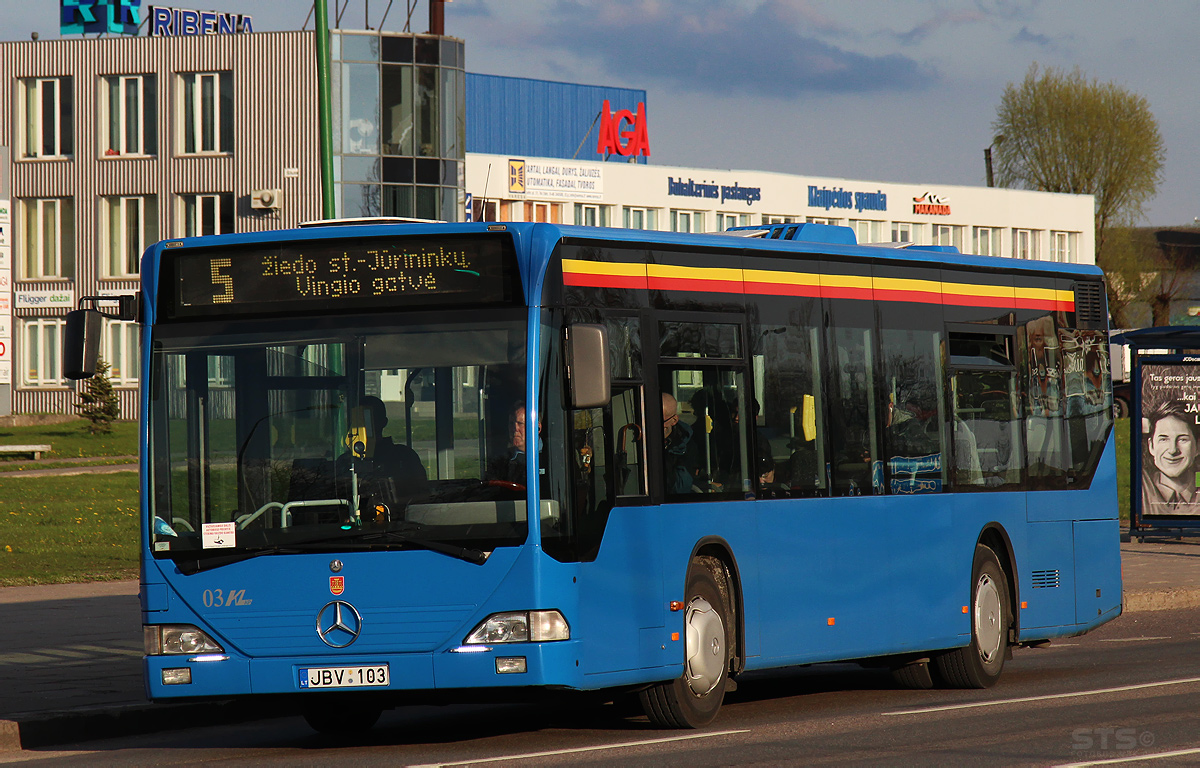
[872,289,944,304]
[743,282,822,298]
[820,286,874,301]
[562,272,648,290]
[646,277,744,294]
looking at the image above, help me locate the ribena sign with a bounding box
[596,100,650,158]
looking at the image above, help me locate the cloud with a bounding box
[536,0,935,97]
[446,0,492,19]
[895,10,986,46]
[1011,25,1057,50]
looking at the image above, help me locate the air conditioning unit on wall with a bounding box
[250,189,282,209]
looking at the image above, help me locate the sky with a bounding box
[8,0,1199,227]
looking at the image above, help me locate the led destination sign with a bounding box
[169,236,517,318]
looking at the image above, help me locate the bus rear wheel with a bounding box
[639,561,731,728]
[933,544,1010,689]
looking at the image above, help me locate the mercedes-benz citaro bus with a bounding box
[64,219,1121,734]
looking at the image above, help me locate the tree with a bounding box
[991,64,1165,326]
[76,358,121,434]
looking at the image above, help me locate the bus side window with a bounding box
[1023,315,1066,488]
[948,330,1023,490]
[1060,328,1113,481]
[829,327,882,496]
[660,366,750,498]
[611,387,647,497]
[752,322,826,497]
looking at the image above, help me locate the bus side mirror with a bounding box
[64,309,102,380]
[567,324,611,409]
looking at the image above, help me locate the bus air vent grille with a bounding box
[1031,569,1061,589]
[1073,281,1107,329]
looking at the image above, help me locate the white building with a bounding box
[466,153,1094,265]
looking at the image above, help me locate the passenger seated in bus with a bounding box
[338,396,429,512]
[662,393,700,494]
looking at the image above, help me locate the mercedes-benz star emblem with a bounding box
[329,559,343,573]
[316,601,362,648]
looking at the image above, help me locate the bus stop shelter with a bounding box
[1113,326,1200,539]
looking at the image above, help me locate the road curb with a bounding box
[1124,586,1200,612]
[0,700,270,751]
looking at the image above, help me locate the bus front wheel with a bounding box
[639,561,731,728]
[934,544,1010,688]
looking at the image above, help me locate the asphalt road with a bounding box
[7,606,1200,767]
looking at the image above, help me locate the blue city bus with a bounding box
[65,220,1122,732]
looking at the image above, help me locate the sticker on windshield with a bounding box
[201,522,237,549]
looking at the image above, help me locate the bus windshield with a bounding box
[148,310,530,565]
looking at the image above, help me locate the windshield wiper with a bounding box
[174,528,488,575]
[348,529,489,565]
[176,544,314,575]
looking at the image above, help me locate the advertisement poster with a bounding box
[1140,363,1200,517]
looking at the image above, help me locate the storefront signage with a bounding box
[667,177,760,207]
[507,159,603,201]
[61,0,142,36]
[150,5,254,36]
[15,290,75,309]
[596,100,650,158]
[808,185,887,213]
[913,192,951,216]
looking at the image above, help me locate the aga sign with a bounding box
[596,100,650,158]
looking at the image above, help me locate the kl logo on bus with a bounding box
[329,576,345,596]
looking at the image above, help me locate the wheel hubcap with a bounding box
[974,573,1003,663]
[684,596,724,696]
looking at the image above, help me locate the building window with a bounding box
[102,75,156,156]
[102,196,158,277]
[892,221,920,243]
[1013,228,1040,260]
[575,204,609,227]
[104,320,140,386]
[524,201,560,223]
[22,318,65,387]
[671,210,705,233]
[806,215,841,226]
[180,72,233,154]
[850,219,883,243]
[623,207,658,230]
[180,193,234,236]
[18,77,73,159]
[1051,231,1078,263]
[717,212,750,230]
[473,198,498,222]
[973,226,1001,257]
[934,224,963,250]
[19,198,74,279]
[763,215,798,225]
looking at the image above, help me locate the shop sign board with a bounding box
[507,159,604,201]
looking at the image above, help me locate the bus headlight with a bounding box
[464,610,570,644]
[144,624,225,655]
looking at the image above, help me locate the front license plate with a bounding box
[299,664,389,689]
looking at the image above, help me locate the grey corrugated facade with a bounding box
[1,31,320,417]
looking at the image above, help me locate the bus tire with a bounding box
[890,659,934,689]
[639,562,730,728]
[302,702,383,735]
[934,544,1010,689]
